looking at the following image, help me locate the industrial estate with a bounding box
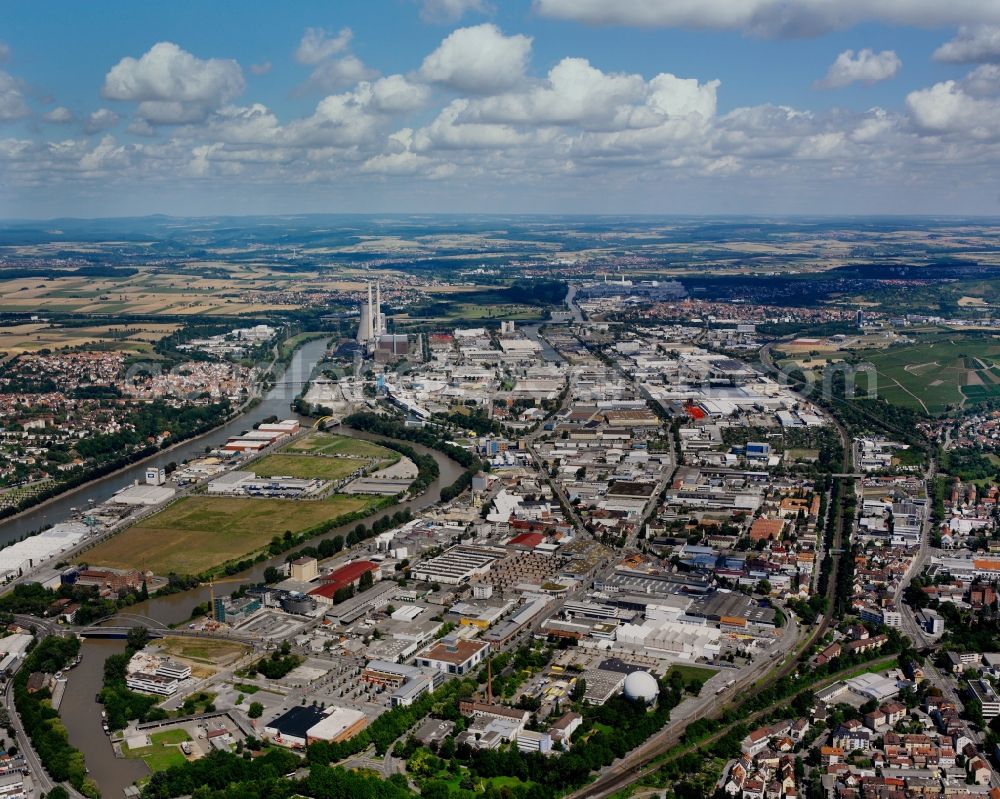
[0,216,996,799]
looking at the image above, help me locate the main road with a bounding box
[571,338,856,799]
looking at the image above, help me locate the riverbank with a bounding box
[0,329,329,543]
[0,336,330,546]
[120,430,464,627]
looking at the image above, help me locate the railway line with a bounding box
[571,353,857,799]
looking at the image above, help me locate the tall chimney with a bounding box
[367,282,374,341]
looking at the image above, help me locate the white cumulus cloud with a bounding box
[465,58,718,131]
[934,25,1000,64]
[42,107,74,123]
[534,0,1000,38]
[816,49,901,89]
[907,73,1000,139]
[83,108,120,133]
[371,75,432,113]
[420,24,532,94]
[302,55,378,93]
[103,42,245,124]
[294,27,352,65]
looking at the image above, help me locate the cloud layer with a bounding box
[934,25,1000,64]
[2,21,1000,214]
[535,0,1000,38]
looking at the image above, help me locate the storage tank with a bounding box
[280,592,316,615]
[622,670,659,705]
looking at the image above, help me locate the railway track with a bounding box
[571,349,857,799]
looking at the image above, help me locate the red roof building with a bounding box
[310,561,379,604]
[508,532,544,549]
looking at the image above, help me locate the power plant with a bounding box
[356,280,388,349]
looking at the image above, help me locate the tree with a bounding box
[126,626,149,652]
[359,570,375,592]
[248,702,264,719]
[263,566,282,584]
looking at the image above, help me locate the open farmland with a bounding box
[86,493,379,576]
[864,335,1000,414]
[0,321,179,356]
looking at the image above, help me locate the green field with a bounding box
[87,493,378,575]
[253,453,370,481]
[664,664,717,686]
[864,336,1000,414]
[124,728,192,772]
[286,431,394,459]
[449,303,542,320]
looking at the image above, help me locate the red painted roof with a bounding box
[320,561,378,584]
[508,532,544,548]
[311,561,378,598]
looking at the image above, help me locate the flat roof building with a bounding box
[415,636,490,675]
[410,545,505,585]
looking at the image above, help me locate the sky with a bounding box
[3,0,1000,218]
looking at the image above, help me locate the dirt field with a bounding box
[156,637,249,667]
[86,494,377,575]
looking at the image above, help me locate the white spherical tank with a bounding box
[622,670,659,704]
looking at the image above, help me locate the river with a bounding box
[51,335,466,795]
[0,337,330,546]
[0,334,463,624]
[62,639,149,798]
[520,324,563,364]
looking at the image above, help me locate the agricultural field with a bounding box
[286,431,395,459]
[863,335,1000,414]
[0,269,301,316]
[86,493,378,575]
[0,321,179,356]
[448,302,542,320]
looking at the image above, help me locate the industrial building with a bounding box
[264,705,367,748]
[614,617,721,661]
[409,544,505,585]
[415,636,490,675]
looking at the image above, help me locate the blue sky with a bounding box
[2,0,1000,217]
